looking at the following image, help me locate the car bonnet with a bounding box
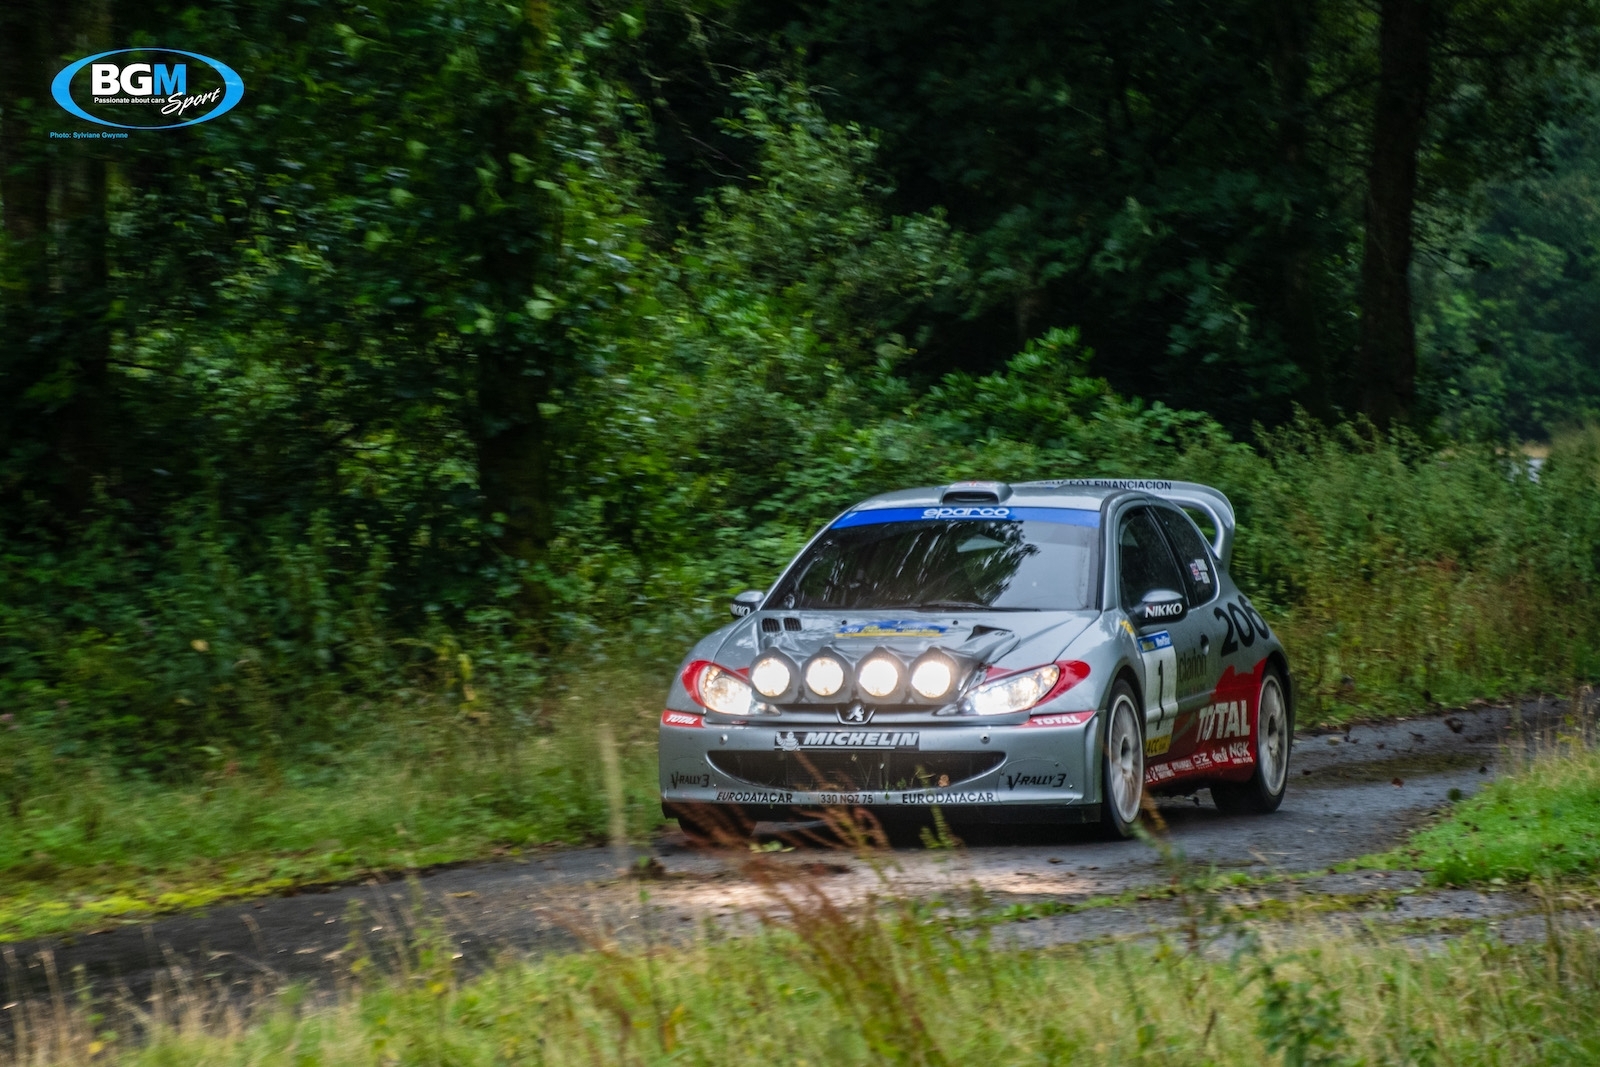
[712,610,1099,673]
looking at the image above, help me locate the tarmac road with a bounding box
[0,698,1573,1016]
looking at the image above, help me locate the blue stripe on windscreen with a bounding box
[831,506,1100,529]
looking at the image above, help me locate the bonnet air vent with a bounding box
[760,617,781,633]
[783,617,802,631]
[940,480,1013,505]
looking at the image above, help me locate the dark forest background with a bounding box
[6,0,1600,776]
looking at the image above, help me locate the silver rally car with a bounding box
[659,478,1292,839]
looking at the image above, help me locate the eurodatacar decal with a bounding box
[52,49,244,132]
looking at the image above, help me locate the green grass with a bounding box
[16,872,1600,1066]
[1388,741,1600,886]
[0,691,665,942]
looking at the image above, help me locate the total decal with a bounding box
[1144,659,1267,784]
[661,710,704,728]
[52,49,244,131]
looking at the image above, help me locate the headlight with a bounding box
[858,655,901,698]
[967,661,1089,715]
[751,656,792,699]
[910,656,955,700]
[682,660,754,716]
[805,656,846,697]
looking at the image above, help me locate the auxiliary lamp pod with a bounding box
[748,646,967,706]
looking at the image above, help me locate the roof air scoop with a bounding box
[940,480,1012,505]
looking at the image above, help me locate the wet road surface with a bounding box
[0,698,1576,1014]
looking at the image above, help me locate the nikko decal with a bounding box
[53,49,245,130]
[836,620,949,639]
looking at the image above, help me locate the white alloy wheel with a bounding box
[1257,673,1289,795]
[1100,682,1144,837]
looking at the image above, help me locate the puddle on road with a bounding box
[1295,749,1490,784]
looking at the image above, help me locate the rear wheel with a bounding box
[1099,679,1145,839]
[1212,667,1291,814]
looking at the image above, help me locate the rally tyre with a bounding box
[666,803,753,846]
[1212,666,1291,815]
[1099,679,1146,840]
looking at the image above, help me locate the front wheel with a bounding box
[1212,666,1291,814]
[1099,680,1145,839]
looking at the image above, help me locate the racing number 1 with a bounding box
[1140,634,1179,753]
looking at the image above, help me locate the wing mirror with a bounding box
[730,590,765,618]
[1137,589,1187,626]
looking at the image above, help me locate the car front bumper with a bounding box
[659,710,1101,813]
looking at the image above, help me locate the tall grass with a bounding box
[0,680,664,941]
[9,860,1600,1066]
[1213,420,1600,720]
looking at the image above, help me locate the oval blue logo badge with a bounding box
[52,49,244,130]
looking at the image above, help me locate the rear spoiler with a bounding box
[1026,478,1237,565]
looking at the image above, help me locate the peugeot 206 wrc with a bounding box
[658,479,1293,839]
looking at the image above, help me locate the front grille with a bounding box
[709,751,1004,792]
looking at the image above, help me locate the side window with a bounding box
[1154,507,1217,606]
[1117,507,1186,611]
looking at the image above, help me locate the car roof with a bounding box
[848,479,1174,512]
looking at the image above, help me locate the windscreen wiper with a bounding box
[906,599,1034,611]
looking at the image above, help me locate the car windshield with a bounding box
[769,511,1100,611]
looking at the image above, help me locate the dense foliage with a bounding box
[4,0,1600,779]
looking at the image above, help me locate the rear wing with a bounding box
[1037,478,1237,566]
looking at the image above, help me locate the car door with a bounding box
[1151,505,1226,760]
[1115,506,1204,761]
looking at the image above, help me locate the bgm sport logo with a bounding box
[53,49,243,130]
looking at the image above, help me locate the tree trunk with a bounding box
[0,0,114,515]
[1357,0,1431,426]
[474,0,557,617]
[477,347,554,601]
[1269,0,1330,419]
